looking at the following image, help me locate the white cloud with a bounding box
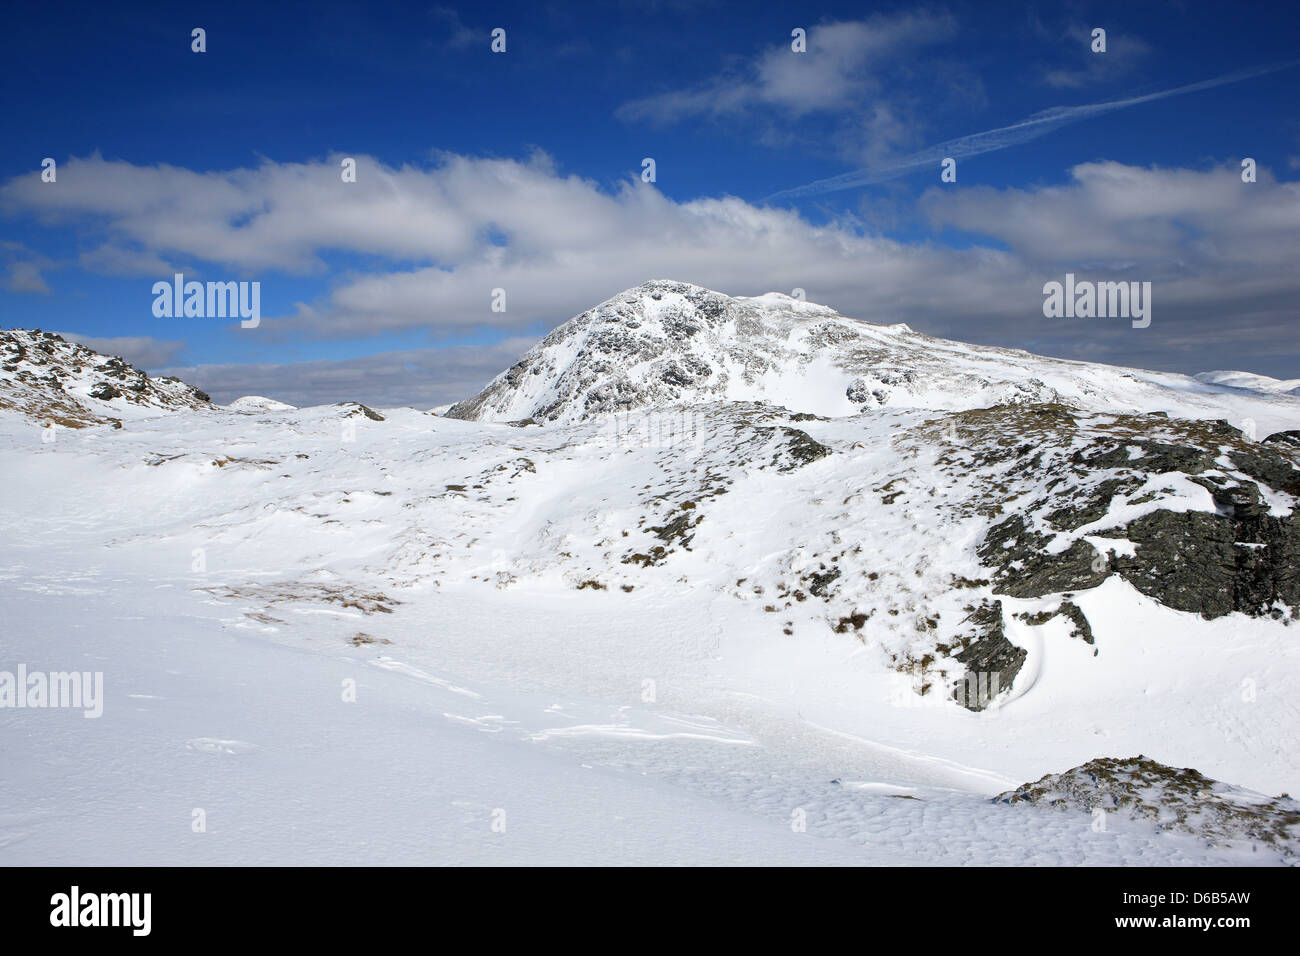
[923,160,1300,271]
[616,13,957,131]
[4,152,1300,391]
[916,160,1300,371]
[1,151,1018,337]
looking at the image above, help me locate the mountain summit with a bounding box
[445,280,1300,428]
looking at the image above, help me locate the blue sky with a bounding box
[1,0,1297,406]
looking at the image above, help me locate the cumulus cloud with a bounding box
[1,152,482,274]
[614,13,971,165]
[4,151,1300,392]
[923,160,1300,269]
[0,151,1022,338]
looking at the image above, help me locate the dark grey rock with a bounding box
[89,382,122,400]
[952,600,1025,711]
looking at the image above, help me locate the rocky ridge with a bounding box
[0,329,210,428]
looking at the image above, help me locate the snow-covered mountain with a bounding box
[448,280,1300,434]
[3,287,1300,865]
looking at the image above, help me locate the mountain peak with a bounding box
[445,280,868,423]
[443,281,1047,424]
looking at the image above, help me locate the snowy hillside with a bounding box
[3,294,1299,865]
[1195,370,1300,398]
[448,280,1300,435]
[0,329,211,428]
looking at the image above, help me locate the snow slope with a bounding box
[2,401,1297,864]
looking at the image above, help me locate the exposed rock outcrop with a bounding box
[996,756,1300,857]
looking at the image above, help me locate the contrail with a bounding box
[764,61,1299,202]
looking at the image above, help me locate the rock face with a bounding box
[979,516,1110,597]
[753,425,832,472]
[0,329,210,427]
[951,600,1026,711]
[967,411,1300,622]
[1118,509,1300,618]
[996,756,1300,856]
